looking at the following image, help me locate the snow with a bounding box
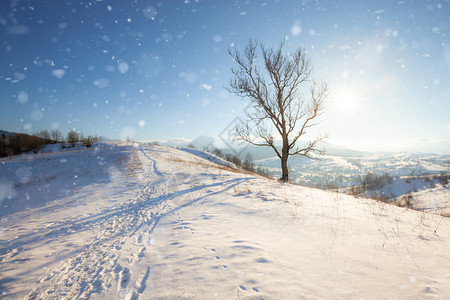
[1,143,449,299]
[376,177,440,198]
[413,184,450,214]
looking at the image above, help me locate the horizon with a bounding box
[1,0,449,154]
[2,129,450,156]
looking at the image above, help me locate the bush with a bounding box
[212,147,223,158]
[243,153,255,172]
[223,153,241,167]
[395,193,413,208]
[438,174,449,187]
[82,136,96,147]
[255,167,270,178]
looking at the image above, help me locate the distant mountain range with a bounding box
[153,135,366,160]
[401,140,450,155]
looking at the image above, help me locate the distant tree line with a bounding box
[1,133,48,157]
[34,129,99,148]
[349,172,393,196]
[0,129,99,157]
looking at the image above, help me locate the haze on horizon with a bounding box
[1,0,449,154]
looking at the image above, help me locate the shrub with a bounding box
[438,174,449,187]
[243,153,255,172]
[212,147,223,158]
[82,136,95,147]
[395,193,413,208]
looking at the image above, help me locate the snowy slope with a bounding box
[0,144,449,299]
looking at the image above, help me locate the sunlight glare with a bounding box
[332,83,361,114]
[335,91,356,112]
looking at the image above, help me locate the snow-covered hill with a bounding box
[350,175,450,215]
[1,143,449,299]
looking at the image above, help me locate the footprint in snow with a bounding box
[136,266,151,294]
[120,267,131,289]
[214,256,220,260]
[137,247,146,259]
[135,234,143,243]
[114,264,123,273]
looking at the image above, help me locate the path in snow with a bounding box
[22,144,172,299]
[18,144,250,299]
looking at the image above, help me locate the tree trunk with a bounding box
[280,155,289,182]
[280,138,289,182]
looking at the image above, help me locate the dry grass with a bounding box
[166,156,255,176]
[439,208,450,218]
[125,148,144,177]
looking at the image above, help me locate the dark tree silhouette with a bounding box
[50,129,63,143]
[67,130,80,147]
[228,39,328,182]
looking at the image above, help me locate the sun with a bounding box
[331,83,361,113]
[334,91,356,112]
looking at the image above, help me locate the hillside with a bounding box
[0,143,449,299]
[0,131,49,157]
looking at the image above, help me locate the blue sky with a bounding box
[1,0,449,153]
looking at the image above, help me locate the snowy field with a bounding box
[1,143,449,299]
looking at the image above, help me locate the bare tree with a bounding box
[67,130,80,147]
[228,39,328,182]
[35,129,50,143]
[51,129,63,143]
